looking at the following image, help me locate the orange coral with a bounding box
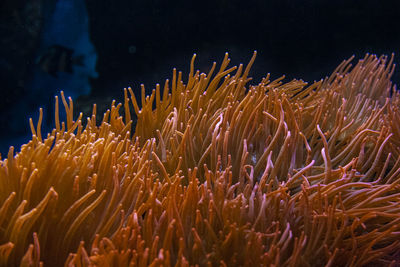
[1,52,400,266]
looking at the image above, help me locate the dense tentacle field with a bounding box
[1,52,400,266]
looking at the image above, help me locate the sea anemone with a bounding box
[1,52,400,266]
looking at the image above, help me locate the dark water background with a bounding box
[1,0,400,156]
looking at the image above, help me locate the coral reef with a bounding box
[1,52,400,266]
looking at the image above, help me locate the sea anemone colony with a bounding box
[1,52,400,266]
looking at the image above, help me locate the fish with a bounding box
[36,45,84,77]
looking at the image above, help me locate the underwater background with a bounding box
[0,0,399,156]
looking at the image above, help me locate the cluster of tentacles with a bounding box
[1,52,400,266]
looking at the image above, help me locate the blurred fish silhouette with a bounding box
[37,45,84,77]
